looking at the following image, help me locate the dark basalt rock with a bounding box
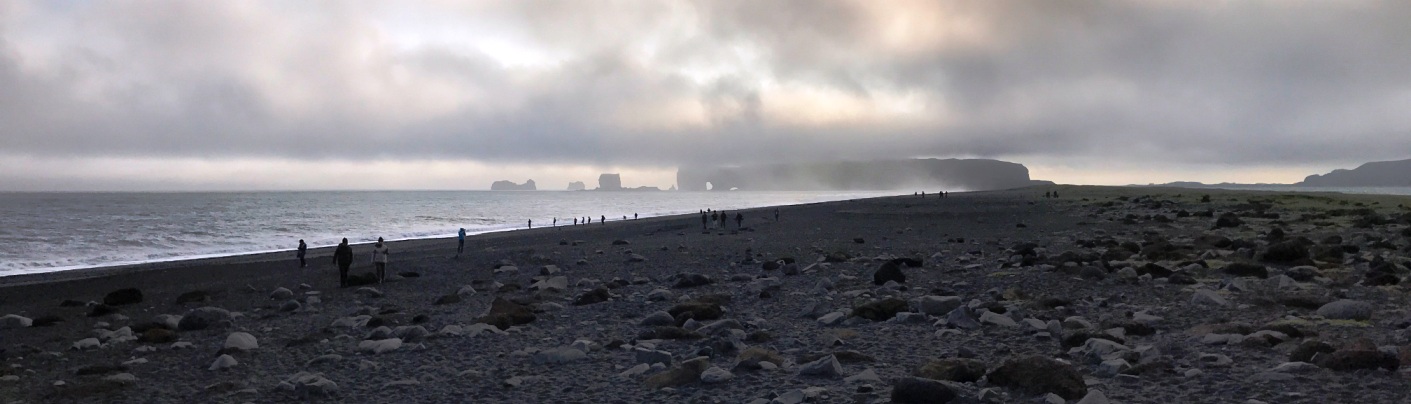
[891,377,958,404]
[986,355,1087,399]
[1223,262,1269,279]
[477,297,536,330]
[851,298,908,322]
[873,261,907,285]
[572,287,612,306]
[672,274,714,289]
[915,358,987,383]
[102,288,143,306]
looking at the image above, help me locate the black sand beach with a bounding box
[3,185,1411,403]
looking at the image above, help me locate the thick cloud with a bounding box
[2,0,1410,188]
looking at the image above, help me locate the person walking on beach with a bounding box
[634,213,638,220]
[372,237,390,283]
[528,219,532,229]
[333,238,353,287]
[297,239,307,268]
[774,208,780,222]
[720,210,728,229]
[711,211,719,228]
[735,212,743,228]
[457,228,467,257]
[600,215,606,225]
[701,212,708,230]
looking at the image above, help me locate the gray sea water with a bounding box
[0,190,899,276]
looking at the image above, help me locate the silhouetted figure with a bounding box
[735,212,743,228]
[600,215,605,224]
[587,216,591,224]
[720,210,728,229]
[457,228,466,257]
[372,237,389,283]
[921,191,925,198]
[701,212,708,230]
[333,238,353,287]
[553,218,557,227]
[1053,191,1059,198]
[1044,191,1051,198]
[574,217,578,225]
[774,208,780,222]
[297,239,307,268]
[634,213,638,220]
[711,211,719,227]
[528,219,532,229]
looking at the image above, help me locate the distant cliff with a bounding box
[676,159,1034,191]
[598,174,622,190]
[490,179,536,191]
[1298,159,1411,187]
[567,181,586,191]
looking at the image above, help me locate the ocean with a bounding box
[0,190,900,277]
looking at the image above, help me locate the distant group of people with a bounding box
[915,191,950,198]
[1044,191,1059,198]
[700,209,745,230]
[297,236,392,288]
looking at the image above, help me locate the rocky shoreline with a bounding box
[2,186,1410,403]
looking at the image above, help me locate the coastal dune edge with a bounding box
[2,185,1411,403]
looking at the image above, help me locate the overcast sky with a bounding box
[2,1,1409,191]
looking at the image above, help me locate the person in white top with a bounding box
[372,237,390,283]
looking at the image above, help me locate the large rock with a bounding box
[798,354,843,377]
[103,288,143,306]
[891,377,958,404]
[640,311,676,326]
[282,372,339,397]
[1191,290,1229,307]
[635,348,673,365]
[987,356,1088,400]
[357,338,403,354]
[1223,262,1269,279]
[873,260,907,285]
[1261,241,1310,264]
[916,358,987,383]
[851,298,908,322]
[1316,300,1374,321]
[672,274,714,289]
[269,287,294,300]
[668,302,723,322]
[532,347,587,364]
[223,332,258,350]
[736,348,785,370]
[919,296,963,316]
[209,354,238,370]
[1318,341,1400,371]
[700,367,734,383]
[178,307,232,331]
[645,357,712,389]
[0,314,32,329]
[477,297,537,330]
[946,307,981,330]
[572,288,611,306]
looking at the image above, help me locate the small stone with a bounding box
[844,368,881,383]
[1191,290,1229,307]
[270,287,294,300]
[209,354,238,371]
[700,366,734,383]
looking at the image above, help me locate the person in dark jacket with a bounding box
[333,238,354,287]
[297,239,307,268]
[735,212,743,228]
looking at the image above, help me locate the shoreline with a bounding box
[0,193,902,289]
